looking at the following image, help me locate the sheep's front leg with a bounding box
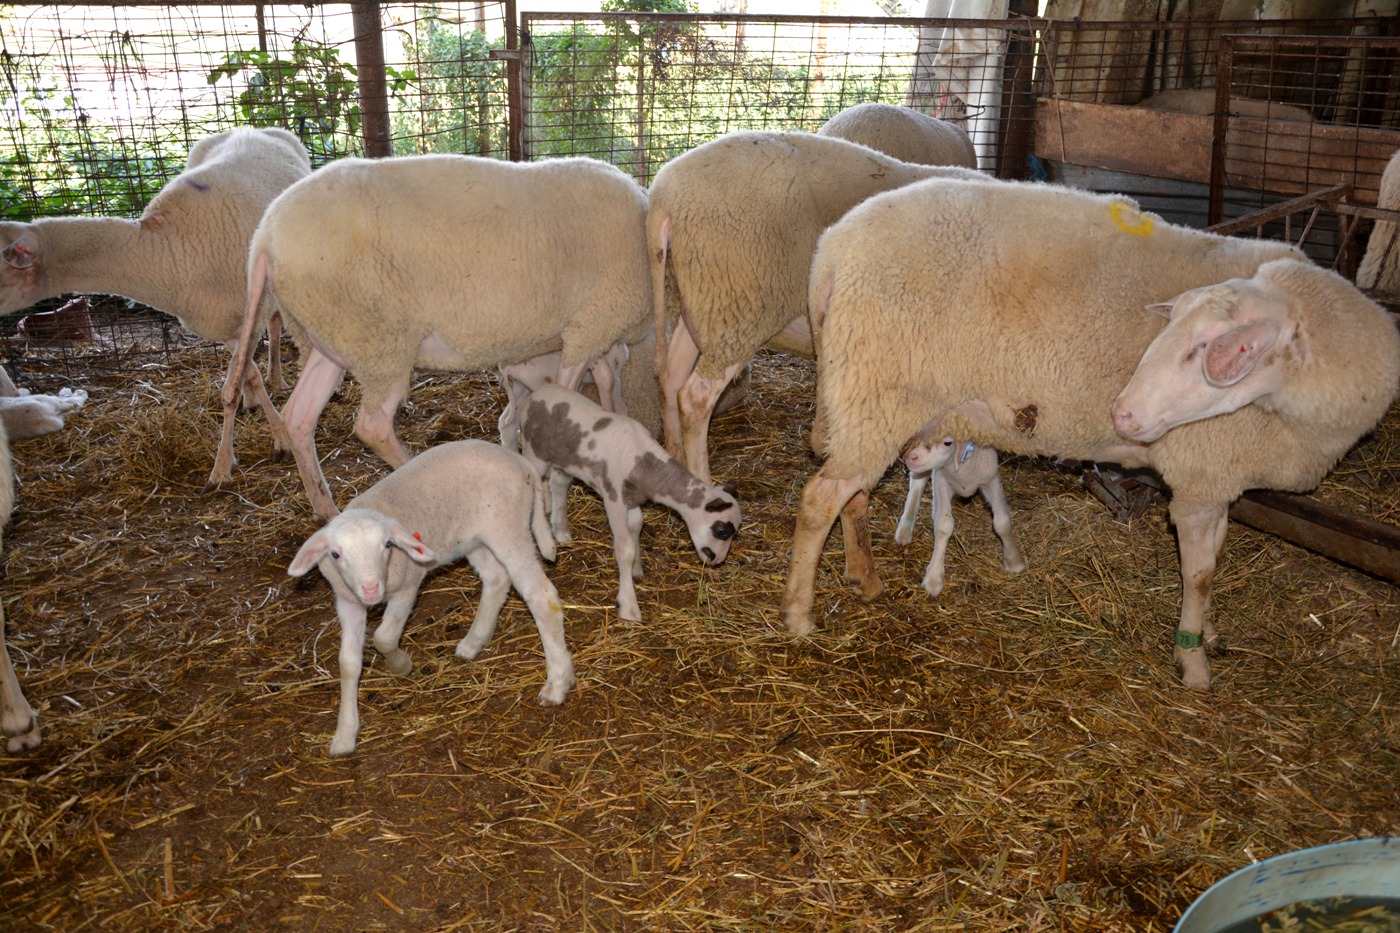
[603,497,645,623]
[372,577,423,676]
[922,474,957,597]
[282,349,347,522]
[781,470,866,635]
[502,561,575,706]
[0,609,40,753]
[1169,498,1229,690]
[457,548,513,661]
[982,475,1027,576]
[330,597,370,758]
[894,469,929,546]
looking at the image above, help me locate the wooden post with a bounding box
[351,2,392,158]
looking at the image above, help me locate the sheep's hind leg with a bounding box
[1169,498,1229,691]
[781,470,867,635]
[502,558,574,706]
[282,349,347,522]
[679,360,745,485]
[354,379,415,469]
[660,319,701,462]
[839,489,883,601]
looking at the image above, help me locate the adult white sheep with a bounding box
[894,434,1025,597]
[647,130,981,484]
[0,127,310,490]
[288,439,573,758]
[0,419,40,752]
[518,384,740,623]
[817,102,977,166]
[783,176,1400,690]
[227,154,652,521]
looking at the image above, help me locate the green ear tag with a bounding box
[1175,629,1205,650]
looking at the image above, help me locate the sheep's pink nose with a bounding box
[1112,402,1141,437]
[359,581,383,603]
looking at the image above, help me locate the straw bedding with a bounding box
[0,338,1396,931]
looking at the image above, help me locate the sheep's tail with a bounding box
[222,249,272,410]
[650,212,672,400]
[529,470,557,563]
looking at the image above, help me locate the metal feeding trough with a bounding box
[1175,837,1400,933]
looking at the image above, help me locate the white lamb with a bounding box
[893,434,1026,597]
[784,175,1400,690]
[227,154,653,521]
[0,364,86,440]
[817,102,977,167]
[287,439,573,758]
[0,419,39,752]
[517,384,741,623]
[0,127,310,490]
[647,129,981,484]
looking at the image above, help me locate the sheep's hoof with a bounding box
[455,639,485,662]
[616,600,643,625]
[1175,648,1214,691]
[328,735,357,758]
[3,714,41,753]
[272,448,293,463]
[781,607,815,636]
[921,576,945,598]
[855,576,884,601]
[383,651,412,676]
[537,676,575,706]
[200,477,230,495]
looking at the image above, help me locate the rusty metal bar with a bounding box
[350,2,391,158]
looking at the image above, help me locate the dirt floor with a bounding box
[1,338,1397,932]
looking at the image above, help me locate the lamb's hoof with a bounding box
[328,735,357,758]
[537,675,575,706]
[893,528,913,547]
[200,478,229,496]
[921,577,945,598]
[455,639,485,662]
[383,651,412,676]
[4,714,41,753]
[616,601,643,625]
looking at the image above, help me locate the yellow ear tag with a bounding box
[1109,201,1154,236]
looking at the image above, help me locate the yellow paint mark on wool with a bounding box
[1109,201,1155,237]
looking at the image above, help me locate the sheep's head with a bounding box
[689,482,740,567]
[288,509,436,605]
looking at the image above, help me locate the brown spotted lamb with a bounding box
[518,384,740,623]
[647,129,981,484]
[894,434,1026,597]
[288,439,572,758]
[784,175,1400,690]
[0,128,310,491]
[228,154,652,521]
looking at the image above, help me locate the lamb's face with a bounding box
[689,487,741,567]
[319,518,398,606]
[904,436,957,473]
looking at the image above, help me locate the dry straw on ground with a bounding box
[1,340,1397,932]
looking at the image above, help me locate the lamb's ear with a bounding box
[1203,319,1280,386]
[385,521,437,565]
[2,232,39,270]
[288,530,332,577]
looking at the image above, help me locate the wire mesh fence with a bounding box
[1,5,1398,374]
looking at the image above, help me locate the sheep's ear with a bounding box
[1144,300,1174,319]
[1203,319,1279,386]
[288,530,332,577]
[2,233,39,270]
[386,521,437,565]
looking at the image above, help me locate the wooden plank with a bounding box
[1034,99,1213,182]
[1229,490,1400,584]
[1034,99,1400,204]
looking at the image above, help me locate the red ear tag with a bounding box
[413,531,422,540]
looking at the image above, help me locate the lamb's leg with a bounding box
[678,359,745,484]
[603,497,645,623]
[496,371,531,450]
[894,469,930,546]
[282,349,347,522]
[1169,498,1229,690]
[590,355,622,414]
[0,605,40,753]
[781,470,866,635]
[456,548,512,661]
[627,505,644,579]
[922,474,956,597]
[501,556,574,706]
[981,474,1027,576]
[372,577,424,676]
[839,489,883,600]
[547,468,575,545]
[354,380,414,469]
[330,597,369,758]
[660,319,701,462]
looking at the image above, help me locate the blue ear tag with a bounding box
[960,442,975,464]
